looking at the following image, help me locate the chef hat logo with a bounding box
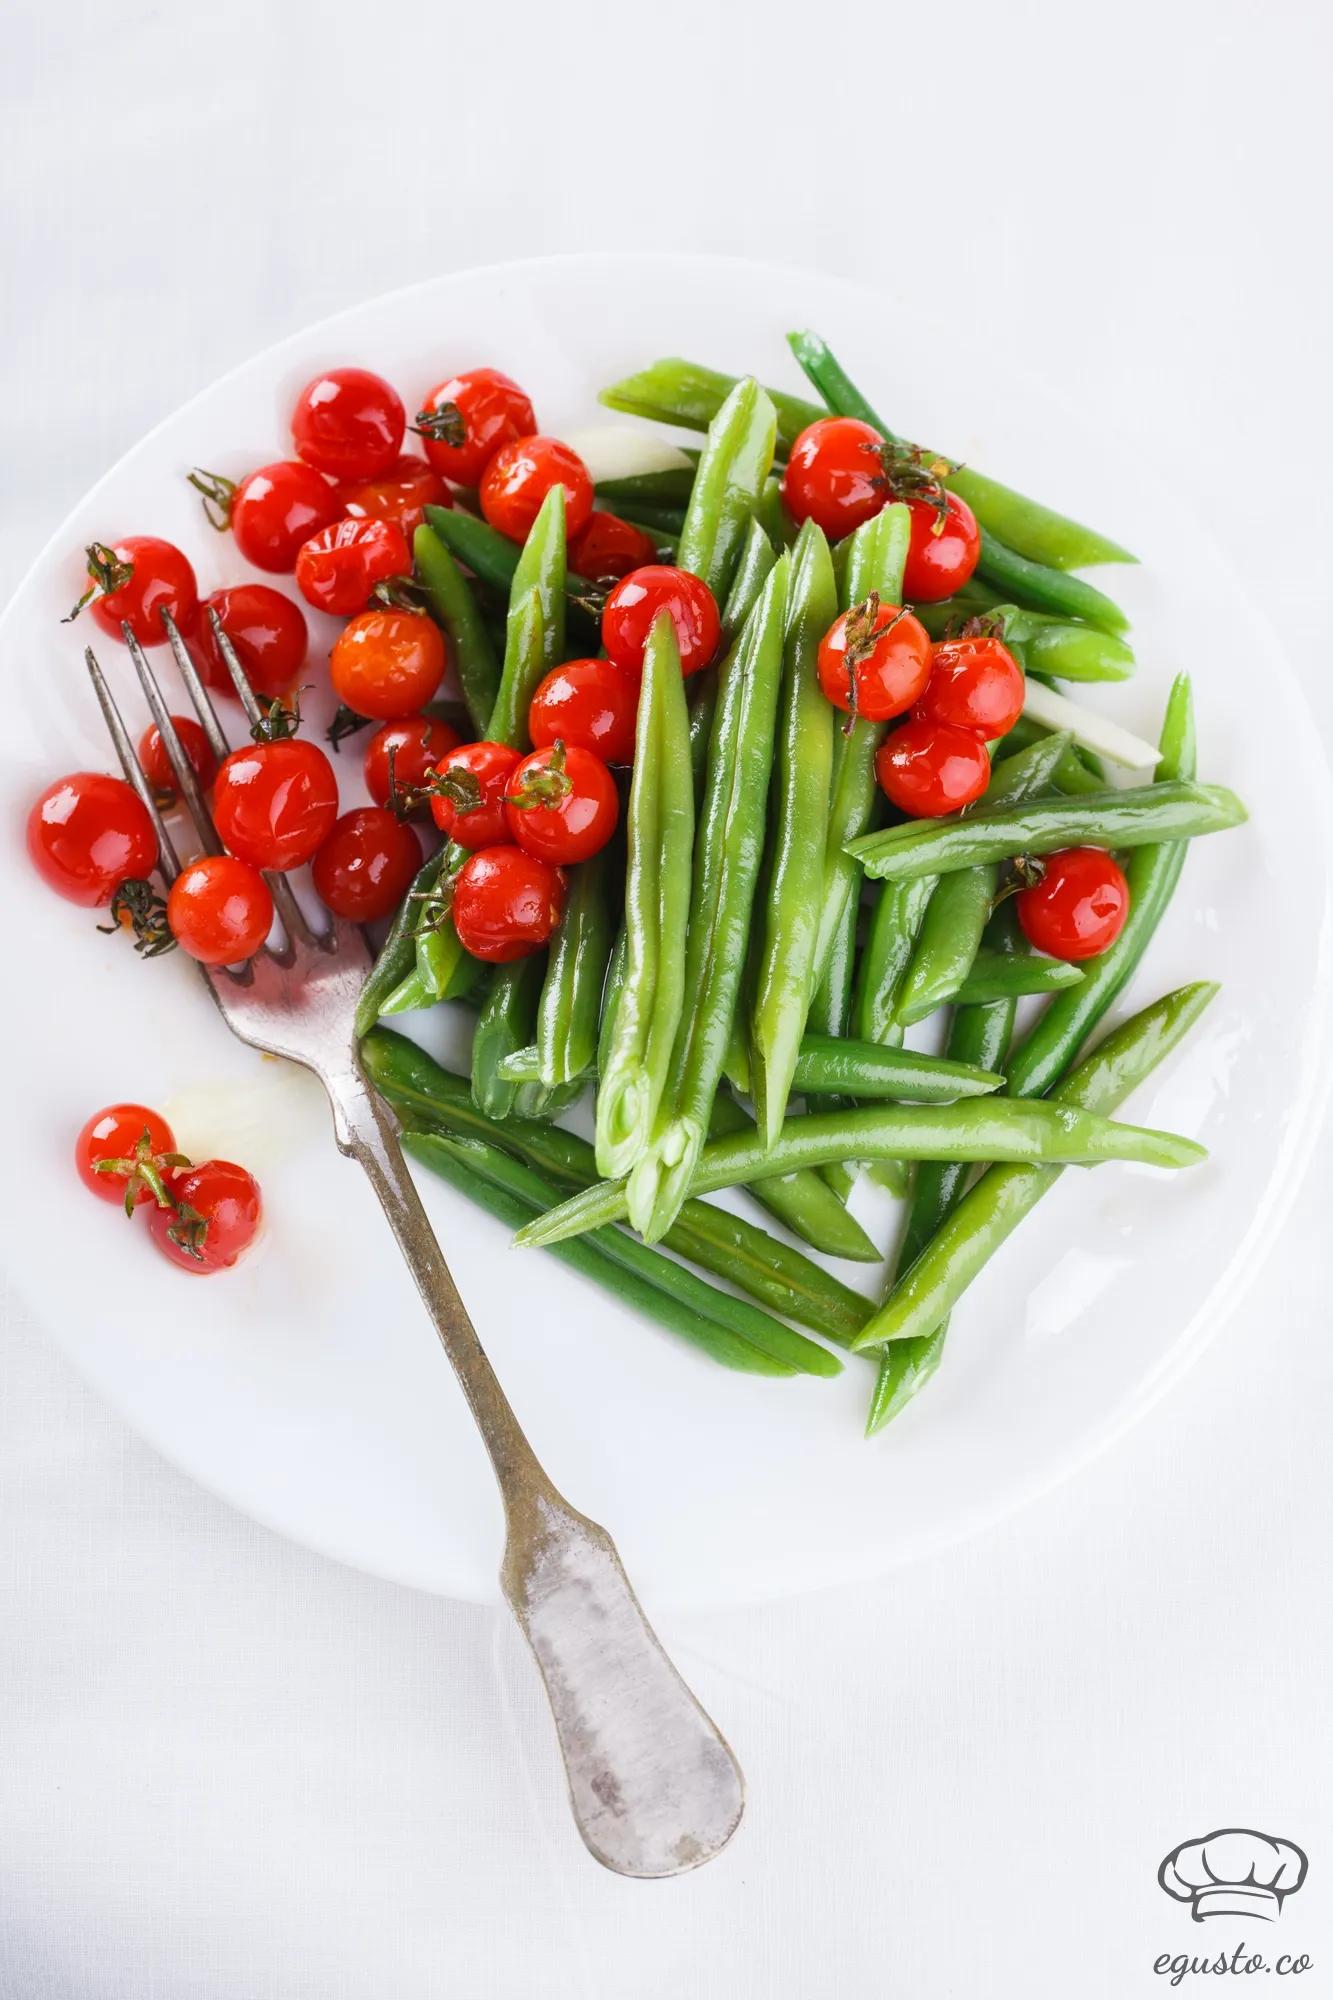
[1158,1829,1308,1923]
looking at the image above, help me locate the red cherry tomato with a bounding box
[781,417,885,539]
[415,368,537,486]
[230,460,340,572]
[1015,847,1131,962]
[329,608,446,721]
[27,772,157,906]
[568,510,657,581]
[335,453,450,538]
[81,537,198,645]
[452,845,565,962]
[479,436,593,542]
[817,600,933,721]
[901,492,981,603]
[76,1103,180,1209]
[294,516,411,617]
[601,566,721,679]
[194,584,309,699]
[211,738,339,871]
[915,634,1025,740]
[167,854,274,964]
[528,658,639,765]
[427,740,520,849]
[148,1159,262,1274]
[504,745,619,864]
[363,715,462,810]
[875,718,991,818]
[291,367,405,481]
[310,807,422,922]
[137,716,217,800]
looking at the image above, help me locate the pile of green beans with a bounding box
[351,337,1244,1427]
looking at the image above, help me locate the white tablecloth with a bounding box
[3,2,1331,1993]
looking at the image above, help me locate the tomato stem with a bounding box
[98,877,176,957]
[326,704,371,752]
[187,468,237,531]
[505,739,571,810]
[867,439,957,532]
[410,402,466,447]
[250,686,307,744]
[62,541,134,624]
[94,1126,193,1217]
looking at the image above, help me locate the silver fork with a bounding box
[84,609,744,1879]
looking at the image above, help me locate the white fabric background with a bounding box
[3,2,1331,1994]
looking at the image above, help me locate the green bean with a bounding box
[1004,675,1199,1099]
[981,604,1135,684]
[423,502,593,606]
[851,878,935,1046]
[412,523,501,732]
[975,532,1129,635]
[535,848,612,1090]
[689,520,779,796]
[596,929,628,1080]
[853,982,1219,1352]
[355,848,444,1037]
[784,329,1135,570]
[807,885,860,1202]
[595,464,698,510]
[361,1030,871,1342]
[893,733,1072,1026]
[627,557,790,1243]
[471,952,545,1120]
[997,714,1107,796]
[675,376,777,602]
[599,357,821,457]
[813,503,912,985]
[486,484,567,750]
[502,1035,1003,1103]
[515,1097,1206,1251]
[848,779,1245,882]
[865,915,1021,1431]
[401,1131,796,1378]
[953,949,1083,1005]
[706,1092,879,1263]
[596,615,694,1177]
[613,499,685,536]
[750,518,838,1145]
[430,1131,840,1378]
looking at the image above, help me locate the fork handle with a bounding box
[326,1067,745,1877]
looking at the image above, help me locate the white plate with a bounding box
[2,254,1329,1610]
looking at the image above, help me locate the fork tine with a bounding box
[182,607,327,952]
[123,622,224,857]
[161,610,232,766]
[85,647,183,881]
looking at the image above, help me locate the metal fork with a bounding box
[84,610,744,1879]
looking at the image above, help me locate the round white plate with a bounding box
[2,254,1328,1610]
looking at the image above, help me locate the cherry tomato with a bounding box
[291,367,405,481]
[452,845,565,962]
[781,417,886,540]
[76,1104,181,1209]
[27,772,157,906]
[601,565,721,679]
[528,658,639,765]
[231,460,340,572]
[335,454,450,538]
[363,715,462,809]
[148,1159,262,1274]
[167,854,274,964]
[81,536,198,645]
[294,517,411,617]
[1015,847,1131,962]
[311,807,422,922]
[901,492,981,603]
[504,744,619,864]
[137,716,217,801]
[415,368,537,486]
[194,583,309,699]
[817,600,932,721]
[211,738,339,871]
[329,607,446,720]
[915,634,1025,739]
[479,436,593,542]
[875,718,991,818]
[427,740,520,849]
[568,510,657,581]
